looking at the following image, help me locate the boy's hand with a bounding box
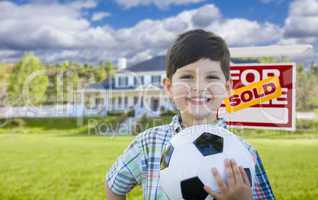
[203,159,252,200]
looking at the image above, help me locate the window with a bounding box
[151,75,161,85]
[96,98,103,108]
[118,76,128,87]
[134,76,144,85]
[124,97,128,107]
[141,96,144,108]
[134,96,138,104]
[150,97,159,111]
[142,76,145,84]
[118,97,122,107]
[111,98,115,110]
[111,77,115,86]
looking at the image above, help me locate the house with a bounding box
[77,56,174,117]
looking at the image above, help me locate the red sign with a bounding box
[218,63,296,131]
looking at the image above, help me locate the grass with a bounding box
[0,117,318,199]
[0,115,127,136]
[248,138,318,200]
[0,134,130,200]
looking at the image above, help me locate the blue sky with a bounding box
[0,0,317,64]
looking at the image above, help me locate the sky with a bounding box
[0,0,317,65]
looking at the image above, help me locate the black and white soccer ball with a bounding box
[159,124,255,200]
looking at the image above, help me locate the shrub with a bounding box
[107,111,125,116]
[5,118,26,128]
[126,109,135,117]
[296,119,318,131]
[133,114,148,135]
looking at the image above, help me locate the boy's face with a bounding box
[164,58,231,121]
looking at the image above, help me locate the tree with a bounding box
[61,61,79,104]
[296,63,318,111]
[305,64,318,109]
[296,64,307,110]
[0,64,12,106]
[258,56,276,63]
[46,61,79,105]
[8,52,49,106]
[95,61,114,82]
[95,65,107,82]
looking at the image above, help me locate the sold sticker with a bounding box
[224,76,282,113]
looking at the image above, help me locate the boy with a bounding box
[106,29,275,200]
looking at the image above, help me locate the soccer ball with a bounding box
[159,124,255,200]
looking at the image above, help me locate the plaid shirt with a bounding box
[106,114,275,200]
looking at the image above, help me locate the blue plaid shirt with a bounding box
[106,114,275,199]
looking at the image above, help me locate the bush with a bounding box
[133,114,148,135]
[296,119,318,131]
[82,114,128,136]
[126,109,135,117]
[132,115,173,136]
[4,118,26,128]
[107,111,125,116]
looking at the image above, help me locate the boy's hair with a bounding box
[165,29,230,80]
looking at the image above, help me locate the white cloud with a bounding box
[284,0,318,38]
[0,1,115,50]
[70,0,98,9]
[0,0,116,63]
[191,4,220,27]
[278,0,318,63]
[115,0,205,9]
[112,3,282,63]
[91,11,110,21]
[129,49,154,64]
[210,19,282,46]
[0,50,17,59]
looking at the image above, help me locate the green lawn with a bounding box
[0,121,318,199]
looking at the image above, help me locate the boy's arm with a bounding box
[236,137,275,199]
[106,185,126,200]
[105,139,142,199]
[252,150,275,199]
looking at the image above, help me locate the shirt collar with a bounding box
[169,112,228,135]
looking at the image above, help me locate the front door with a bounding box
[151,97,159,111]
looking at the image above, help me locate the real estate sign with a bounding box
[218,63,296,131]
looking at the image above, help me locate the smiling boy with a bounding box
[106,29,275,200]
